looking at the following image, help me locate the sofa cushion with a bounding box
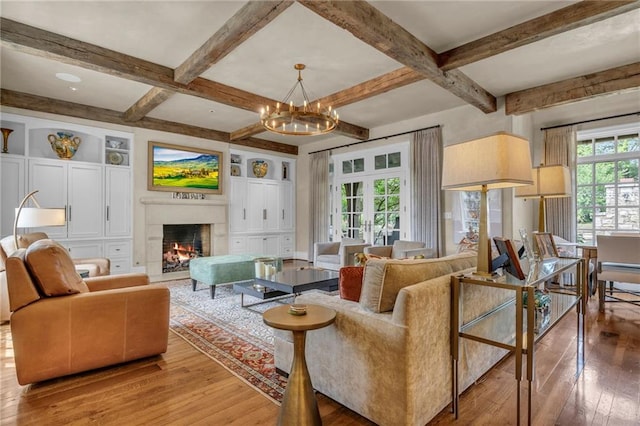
[360,253,476,313]
[339,266,364,302]
[25,239,89,296]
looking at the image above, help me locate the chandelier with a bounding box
[260,64,339,136]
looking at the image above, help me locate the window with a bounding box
[576,124,639,244]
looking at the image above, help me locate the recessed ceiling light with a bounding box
[69,87,78,91]
[55,72,82,83]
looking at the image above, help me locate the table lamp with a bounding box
[514,164,571,232]
[442,132,533,277]
[13,190,66,247]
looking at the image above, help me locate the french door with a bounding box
[333,145,409,244]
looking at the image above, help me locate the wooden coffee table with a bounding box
[233,268,339,307]
[263,304,336,426]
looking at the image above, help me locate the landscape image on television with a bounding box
[148,142,222,194]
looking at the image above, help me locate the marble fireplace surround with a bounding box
[141,197,228,282]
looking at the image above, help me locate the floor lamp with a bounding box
[514,164,571,232]
[13,190,66,248]
[442,132,533,277]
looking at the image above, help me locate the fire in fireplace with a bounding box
[162,224,210,273]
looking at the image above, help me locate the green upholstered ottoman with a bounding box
[189,254,283,299]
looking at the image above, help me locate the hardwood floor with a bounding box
[1,287,638,425]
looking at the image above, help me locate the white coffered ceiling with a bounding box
[1,1,639,153]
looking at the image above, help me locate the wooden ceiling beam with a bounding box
[505,62,640,115]
[231,122,265,141]
[123,87,174,122]
[174,1,293,84]
[125,1,294,122]
[315,66,425,108]
[439,1,640,71]
[0,89,298,155]
[298,0,496,113]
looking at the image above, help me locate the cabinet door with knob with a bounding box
[247,235,280,257]
[105,166,131,237]
[229,178,247,233]
[28,159,103,240]
[247,180,278,232]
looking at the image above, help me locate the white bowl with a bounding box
[108,140,122,149]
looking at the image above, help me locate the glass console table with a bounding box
[451,257,587,425]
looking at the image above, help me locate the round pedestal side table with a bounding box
[263,304,336,426]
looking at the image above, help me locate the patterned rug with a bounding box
[165,279,291,403]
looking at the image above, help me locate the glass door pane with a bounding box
[341,181,364,239]
[372,177,401,245]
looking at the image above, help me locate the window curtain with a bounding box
[308,151,330,260]
[544,126,577,241]
[411,127,443,256]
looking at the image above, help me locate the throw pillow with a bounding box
[339,266,364,302]
[25,239,89,296]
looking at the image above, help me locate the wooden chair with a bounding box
[596,234,640,313]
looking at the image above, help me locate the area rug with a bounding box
[165,279,290,404]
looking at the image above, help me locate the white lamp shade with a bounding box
[442,132,533,191]
[514,165,571,198]
[15,207,66,228]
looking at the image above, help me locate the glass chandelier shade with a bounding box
[260,64,338,136]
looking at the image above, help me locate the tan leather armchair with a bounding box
[1,233,110,277]
[6,239,169,385]
[1,233,110,322]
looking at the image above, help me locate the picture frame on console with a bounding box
[148,141,222,194]
[493,237,525,280]
[533,232,558,259]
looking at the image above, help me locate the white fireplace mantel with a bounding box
[140,197,227,206]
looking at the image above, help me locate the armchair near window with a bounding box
[313,238,370,271]
[364,240,435,259]
[5,239,169,385]
[596,234,640,313]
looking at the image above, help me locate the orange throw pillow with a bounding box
[339,266,364,302]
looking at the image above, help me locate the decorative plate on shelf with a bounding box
[108,151,124,165]
[230,164,241,176]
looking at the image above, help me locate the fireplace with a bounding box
[162,224,210,272]
[141,197,228,282]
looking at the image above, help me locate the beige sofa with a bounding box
[274,252,512,426]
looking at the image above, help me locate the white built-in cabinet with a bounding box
[28,159,104,240]
[247,180,279,232]
[228,150,295,258]
[0,113,133,274]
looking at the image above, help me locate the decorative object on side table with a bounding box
[48,132,82,159]
[533,232,559,259]
[288,304,307,316]
[252,159,268,178]
[493,237,525,279]
[523,289,551,332]
[1,127,14,153]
